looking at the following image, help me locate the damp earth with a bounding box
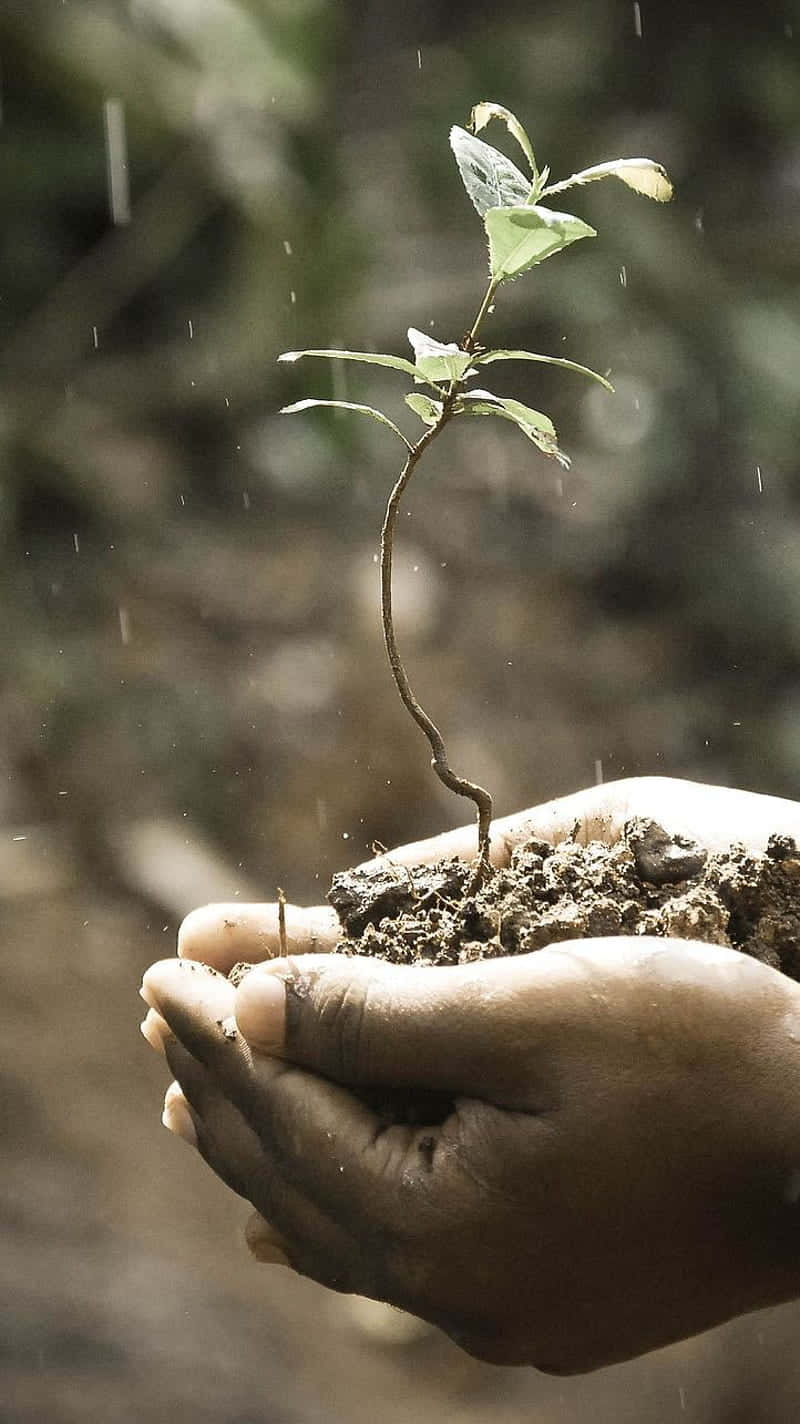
[229,818,800,984]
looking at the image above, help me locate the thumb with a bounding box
[234,952,548,1102]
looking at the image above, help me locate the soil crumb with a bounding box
[322,819,800,980]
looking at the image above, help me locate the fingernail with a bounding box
[140,981,158,1010]
[161,1091,198,1148]
[140,1008,171,1054]
[235,971,286,1053]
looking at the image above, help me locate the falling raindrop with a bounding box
[756,465,763,492]
[119,607,131,645]
[103,97,131,225]
[92,325,99,349]
[283,239,293,256]
[72,532,80,553]
[187,318,194,340]
[633,1,642,37]
[594,758,604,785]
[619,265,627,288]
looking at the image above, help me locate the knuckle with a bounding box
[310,973,378,1081]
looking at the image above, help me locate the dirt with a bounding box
[228,819,800,985]
[322,819,800,977]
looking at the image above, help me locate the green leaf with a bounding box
[407,328,475,384]
[484,205,596,282]
[405,393,443,426]
[449,127,532,218]
[469,101,537,182]
[473,349,614,392]
[455,390,570,467]
[542,158,673,203]
[280,399,412,450]
[279,348,420,378]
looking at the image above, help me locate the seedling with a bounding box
[279,102,672,884]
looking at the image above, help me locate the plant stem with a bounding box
[464,278,499,352]
[379,274,501,885]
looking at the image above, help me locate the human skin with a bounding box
[141,777,800,1373]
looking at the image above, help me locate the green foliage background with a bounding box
[3,0,800,901]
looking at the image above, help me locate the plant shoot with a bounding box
[279,102,673,882]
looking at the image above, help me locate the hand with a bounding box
[141,777,800,1373]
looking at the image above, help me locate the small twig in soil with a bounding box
[277,886,288,958]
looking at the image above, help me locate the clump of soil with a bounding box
[320,819,800,981]
[228,820,800,987]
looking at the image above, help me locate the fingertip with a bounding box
[140,957,184,1009]
[177,904,234,960]
[161,1083,198,1147]
[244,1211,291,1267]
[140,1007,171,1054]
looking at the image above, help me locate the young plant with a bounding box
[279,102,672,884]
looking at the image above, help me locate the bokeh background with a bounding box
[3,1,800,1419]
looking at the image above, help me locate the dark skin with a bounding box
[141,777,800,1374]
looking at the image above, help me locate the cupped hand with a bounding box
[141,776,800,1372]
[142,945,800,1372]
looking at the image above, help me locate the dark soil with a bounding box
[228,819,800,986]
[322,819,800,980]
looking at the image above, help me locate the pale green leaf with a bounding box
[449,127,531,218]
[278,348,420,378]
[469,101,537,181]
[484,205,596,282]
[542,158,673,203]
[407,327,475,383]
[473,349,614,392]
[405,393,443,426]
[280,399,412,449]
[455,390,570,467]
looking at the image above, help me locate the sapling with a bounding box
[279,102,672,885]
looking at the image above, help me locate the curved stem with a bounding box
[380,401,493,882]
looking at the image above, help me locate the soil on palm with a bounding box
[320,818,800,980]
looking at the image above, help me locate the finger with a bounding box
[234,951,574,1105]
[244,1211,292,1267]
[143,957,446,1235]
[177,902,340,972]
[160,1055,362,1289]
[161,1079,198,1147]
[493,776,800,856]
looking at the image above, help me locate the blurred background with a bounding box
[3,0,800,1419]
